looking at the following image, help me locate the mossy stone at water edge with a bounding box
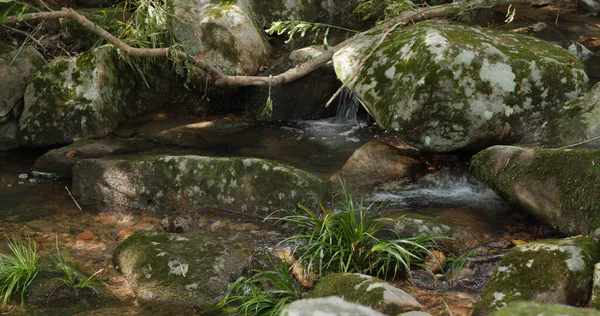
[18,46,140,146]
[590,262,600,309]
[72,155,327,217]
[281,297,386,316]
[333,20,588,152]
[312,273,422,315]
[113,230,255,310]
[491,301,600,316]
[471,145,600,235]
[472,237,600,315]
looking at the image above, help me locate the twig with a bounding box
[65,186,83,214]
[559,135,600,149]
[443,298,454,316]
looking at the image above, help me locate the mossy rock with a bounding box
[18,46,143,146]
[471,145,600,235]
[113,230,255,310]
[170,0,269,76]
[0,46,47,117]
[333,20,588,152]
[312,273,422,315]
[72,155,328,217]
[491,301,600,316]
[472,237,600,315]
[591,262,600,309]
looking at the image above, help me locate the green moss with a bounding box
[471,147,600,235]
[491,301,600,316]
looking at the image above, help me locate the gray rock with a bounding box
[0,121,18,151]
[18,46,147,146]
[280,297,385,316]
[113,230,255,311]
[472,237,600,315]
[578,0,600,15]
[471,145,600,235]
[330,141,421,187]
[312,273,423,315]
[249,0,360,28]
[72,155,327,217]
[491,301,600,316]
[170,0,269,76]
[33,138,154,178]
[333,20,588,152]
[0,46,47,117]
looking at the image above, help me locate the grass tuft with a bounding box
[53,236,101,294]
[0,237,41,307]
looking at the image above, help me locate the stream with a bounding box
[0,115,550,315]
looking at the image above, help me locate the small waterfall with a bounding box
[336,87,360,121]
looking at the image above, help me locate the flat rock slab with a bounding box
[471,145,600,235]
[473,237,600,315]
[490,301,600,316]
[72,155,327,217]
[33,138,154,178]
[281,297,385,316]
[113,231,255,310]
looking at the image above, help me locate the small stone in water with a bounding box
[18,173,28,179]
[77,230,95,240]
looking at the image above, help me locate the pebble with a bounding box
[77,230,95,240]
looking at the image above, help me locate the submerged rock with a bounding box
[170,0,269,76]
[113,231,254,310]
[471,145,600,235]
[281,297,385,316]
[0,46,47,119]
[18,46,146,146]
[491,301,600,316]
[312,273,423,314]
[331,141,422,187]
[72,155,327,217]
[33,138,154,178]
[472,237,600,315]
[333,20,588,152]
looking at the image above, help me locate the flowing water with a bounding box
[0,115,546,315]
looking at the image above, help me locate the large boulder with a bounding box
[72,155,327,217]
[333,20,588,152]
[544,82,600,147]
[472,237,600,315]
[471,145,600,235]
[170,0,269,76]
[312,273,423,315]
[0,46,47,118]
[18,46,154,146]
[113,230,255,310]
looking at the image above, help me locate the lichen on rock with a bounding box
[333,20,588,152]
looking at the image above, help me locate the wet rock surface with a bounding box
[490,301,600,316]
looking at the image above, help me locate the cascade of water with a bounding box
[336,87,360,121]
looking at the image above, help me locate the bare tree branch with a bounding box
[1,1,534,87]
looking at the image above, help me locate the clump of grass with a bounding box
[217,258,301,316]
[278,182,440,280]
[443,250,475,278]
[0,237,41,307]
[53,237,101,294]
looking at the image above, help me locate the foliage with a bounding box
[217,258,302,316]
[443,250,474,278]
[266,20,358,50]
[277,182,440,280]
[353,0,417,23]
[52,237,100,294]
[0,237,41,307]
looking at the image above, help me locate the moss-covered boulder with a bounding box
[491,301,600,316]
[330,141,422,188]
[113,230,255,310]
[18,46,149,146]
[472,237,600,315]
[72,155,327,217]
[312,273,423,315]
[33,138,154,179]
[333,20,588,152]
[281,297,386,316]
[170,0,269,76]
[471,145,600,235]
[0,46,47,118]
[543,82,600,147]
